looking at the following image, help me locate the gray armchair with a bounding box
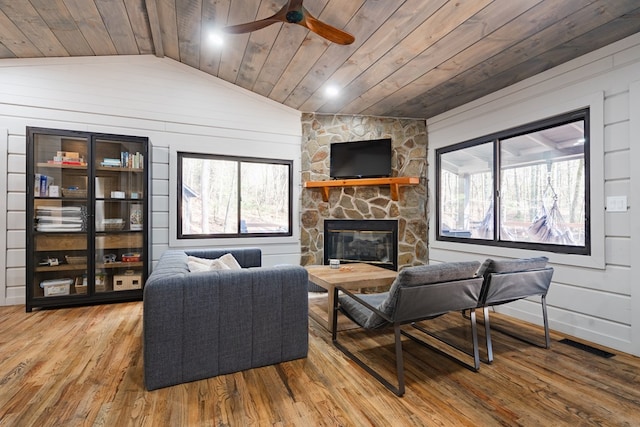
[477,257,554,363]
[332,261,483,396]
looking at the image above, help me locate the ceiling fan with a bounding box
[223,0,355,45]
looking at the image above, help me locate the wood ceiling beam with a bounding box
[145,0,164,57]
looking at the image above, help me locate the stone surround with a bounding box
[300,113,428,270]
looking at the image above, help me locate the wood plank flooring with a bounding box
[0,301,639,426]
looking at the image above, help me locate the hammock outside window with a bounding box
[527,166,575,245]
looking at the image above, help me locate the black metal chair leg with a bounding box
[394,326,405,396]
[483,306,494,363]
[483,295,551,362]
[470,309,480,370]
[541,295,550,348]
[332,326,406,396]
[332,295,406,397]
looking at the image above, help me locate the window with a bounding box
[436,109,589,255]
[178,152,292,238]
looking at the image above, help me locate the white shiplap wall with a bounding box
[0,55,302,307]
[427,33,640,356]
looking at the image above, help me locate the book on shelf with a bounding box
[120,152,143,169]
[101,158,122,167]
[49,152,86,166]
[56,151,80,158]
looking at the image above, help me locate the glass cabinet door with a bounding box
[31,132,89,299]
[93,138,146,294]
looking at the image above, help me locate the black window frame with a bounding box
[435,108,590,255]
[177,152,293,239]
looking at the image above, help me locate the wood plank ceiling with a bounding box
[0,0,639,119]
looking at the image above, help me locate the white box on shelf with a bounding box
[41,278,73,296]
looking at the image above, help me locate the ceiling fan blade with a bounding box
[300,6,355,45]
[223,18,283,34]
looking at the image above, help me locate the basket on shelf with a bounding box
[65,255,87,265]
[62,188,87,198]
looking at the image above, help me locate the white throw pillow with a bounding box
[186,253,242,271]
[187,255,214,267]
[187,260,210,272]
[209,259,231,270]
[218,253,242,270]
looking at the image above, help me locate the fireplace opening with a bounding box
[324,219,398,271]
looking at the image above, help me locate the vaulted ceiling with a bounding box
[1,1,639,119]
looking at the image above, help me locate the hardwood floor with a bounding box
[1,301,639,426]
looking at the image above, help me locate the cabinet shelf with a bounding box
[36,264,87,272]
[97,166,144,173]
[303,177,420,201]
[37,162,87,170]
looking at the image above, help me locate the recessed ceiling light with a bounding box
[325,85,340,98]
[208,30,224,47]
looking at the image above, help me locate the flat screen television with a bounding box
[330,138,392,179]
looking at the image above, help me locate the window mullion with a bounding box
[494,139,500,243]
[237,161,242,235]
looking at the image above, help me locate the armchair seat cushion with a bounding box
[340,293,388,329]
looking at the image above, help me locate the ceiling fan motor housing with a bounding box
[286,10,304,23]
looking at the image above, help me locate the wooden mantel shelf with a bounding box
[303,177,420,202]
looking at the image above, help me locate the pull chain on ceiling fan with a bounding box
[223,0,355,45]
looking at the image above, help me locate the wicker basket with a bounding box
[62,188,87,198]
[65,255,87,265]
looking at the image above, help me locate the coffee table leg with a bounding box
[326,285,336,333]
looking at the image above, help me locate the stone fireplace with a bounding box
[324,219,398,271]
[300,114,428,270]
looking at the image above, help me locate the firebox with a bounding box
[324,219,398,271]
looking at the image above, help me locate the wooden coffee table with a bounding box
[305,263,397,332]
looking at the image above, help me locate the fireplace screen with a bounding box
[324,220,398,271]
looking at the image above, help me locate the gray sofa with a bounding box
[143,248,309,390]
